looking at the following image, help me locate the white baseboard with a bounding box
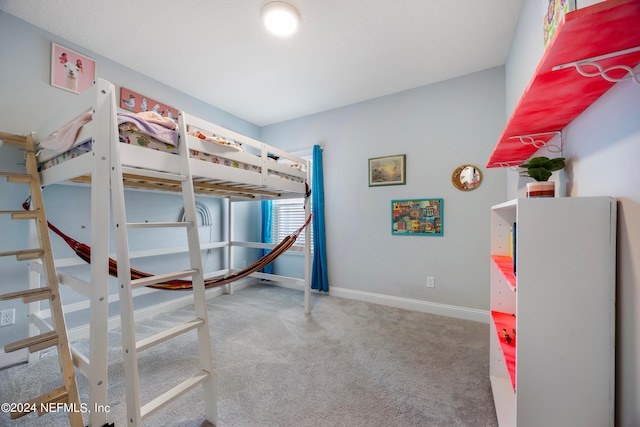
[329,287,489,323]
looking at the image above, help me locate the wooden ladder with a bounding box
[0,132,83,426]
[109,113,217,425]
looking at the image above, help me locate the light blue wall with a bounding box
[1,9,509,364]
[1,10,510,327]
[0,11,261,350]
[0,12,259,140]
[261,67,508,310]
[504,1,640,424]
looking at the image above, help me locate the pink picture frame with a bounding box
[50,42,97,94]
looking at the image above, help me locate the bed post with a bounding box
[304,159,312,314]
[227,198,234,294]
[87,78,114,426]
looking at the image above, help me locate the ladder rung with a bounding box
[0,287,52,303]
[70,345,90,377]
[0,132,28,148]
[0,172,33,183]
[136,318,204,352]
[0,248,44,261]
[0,210,39,220]
[127,221,191,229]
[130,269,198,289]
[35,387,70,416]
[9,386,69,419]
[4,331,58,353]
[121,166,187,182]
[140,371,210,420]
[2,133,83,426]
[57,270,91,298]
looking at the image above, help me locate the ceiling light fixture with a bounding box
[261,2,300,37]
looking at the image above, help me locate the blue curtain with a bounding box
[311,145,328,292]
[260,199,273,274]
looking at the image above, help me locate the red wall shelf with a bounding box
[487,0,640,168]
[491,311,517,390]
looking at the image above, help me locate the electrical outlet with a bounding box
[0,308,16,327]
[427,277,435,288]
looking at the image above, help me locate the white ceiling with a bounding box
[0,0,523,126]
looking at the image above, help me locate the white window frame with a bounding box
[270,152,312,253]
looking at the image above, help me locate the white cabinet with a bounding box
[489,197,616,427]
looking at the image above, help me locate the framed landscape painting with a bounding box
[392,198,443,236]
[369,154,406,187]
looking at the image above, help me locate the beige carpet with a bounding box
[0,284,498,426]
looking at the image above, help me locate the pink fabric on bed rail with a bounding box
[39,111,93,153]
[39,110,179,154]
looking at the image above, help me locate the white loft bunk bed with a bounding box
[28,78,311,426]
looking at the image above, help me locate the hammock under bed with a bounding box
[31,200,311,291]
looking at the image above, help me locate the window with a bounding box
[270,152,312,251]
[271,198,312,250]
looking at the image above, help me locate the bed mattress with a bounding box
[39,114,304,184]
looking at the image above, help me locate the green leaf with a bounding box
[519,156,565,181]
[548,157,566,171]
[527,157,551,168]
[528,167,552,181]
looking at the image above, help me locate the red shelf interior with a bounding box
[492,255,516,291]
[487,0,640,167]
[492,310,517,391]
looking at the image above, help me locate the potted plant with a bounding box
[519,156,565,197]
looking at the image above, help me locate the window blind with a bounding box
[271,198,312,250]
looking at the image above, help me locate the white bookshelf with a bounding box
[489,197,616,427]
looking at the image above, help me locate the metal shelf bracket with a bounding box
[509,131,562,153]
[493,161,527,170]
[552,46,640,86]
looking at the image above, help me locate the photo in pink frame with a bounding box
[50,42,97,94]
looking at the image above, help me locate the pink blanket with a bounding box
[39,110,179,154]
[39,111,93,153]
